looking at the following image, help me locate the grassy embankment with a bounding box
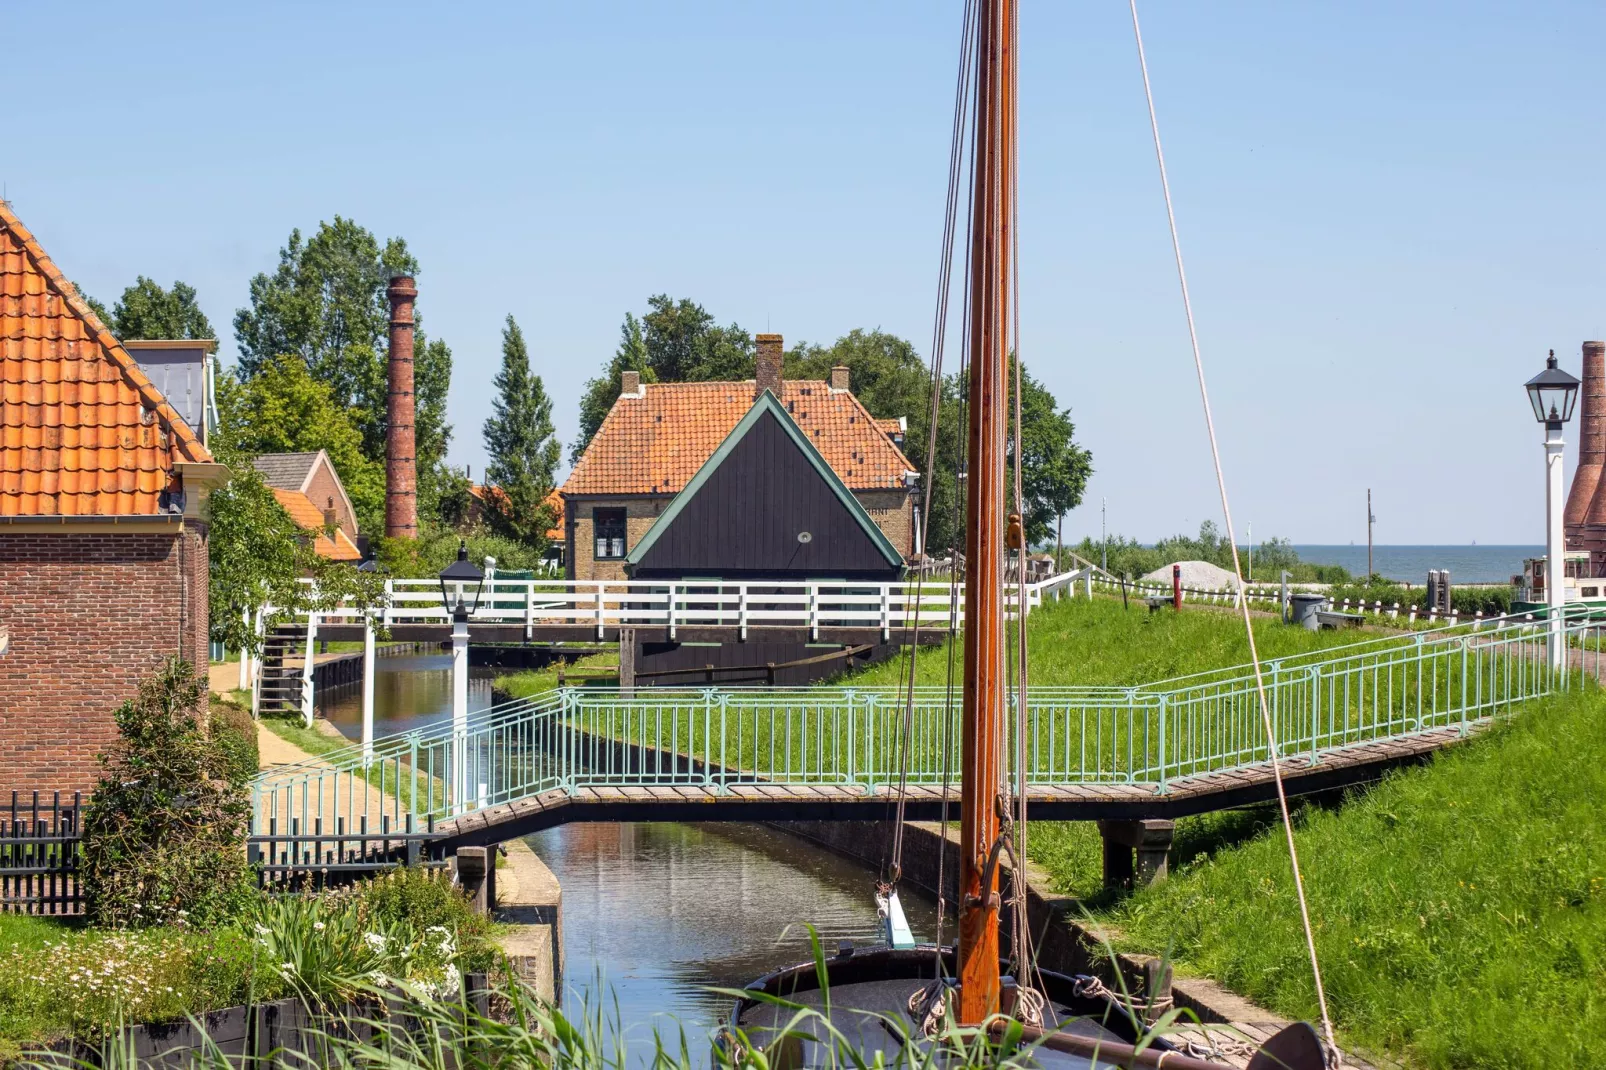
[897,598,1600,1069]
[1093,683,1606,1069]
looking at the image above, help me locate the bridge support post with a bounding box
[454,846,495,916]
[361,619,376,765]
[1097,819,1174,890]
[618,627,636,696]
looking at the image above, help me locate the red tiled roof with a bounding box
[562,382,915,497]
[0,202,211,517]
[271,487,361,562]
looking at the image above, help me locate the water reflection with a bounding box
[318,654,498,738]
[528,822,939,1041]
[319,658,942,1050]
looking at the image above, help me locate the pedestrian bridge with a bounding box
[249,611,1592,869]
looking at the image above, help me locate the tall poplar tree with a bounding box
[482,315,561,548]
[232,217,454,518]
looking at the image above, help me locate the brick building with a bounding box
[0,204,227,794]
[253,451,362,562]
[560,334,918,581]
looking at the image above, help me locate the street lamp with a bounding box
[1525,351,1579,670]
[438,542,485,811]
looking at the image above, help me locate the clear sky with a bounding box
[7,2,1602,544]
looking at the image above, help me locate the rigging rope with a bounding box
[1126,0,1338,1056]
[890,0,977,962]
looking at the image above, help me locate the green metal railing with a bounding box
[250,611,1590,843]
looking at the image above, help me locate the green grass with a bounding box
[257,711,352,762]
[0,913,275,1059]
[837,593,1366,690]
[1056,686,1606,1069]
[493,653,618,701]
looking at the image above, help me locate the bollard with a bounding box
[1172,564,1182,611]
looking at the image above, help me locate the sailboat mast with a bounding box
[957,0,1014,1025]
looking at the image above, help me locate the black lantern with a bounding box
[1526,350,1580,427]
[438,541,485,622]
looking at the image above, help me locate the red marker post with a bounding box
[1172,563,1183,611]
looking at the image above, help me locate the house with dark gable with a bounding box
[625,391,905,581]
[560,333,919,582]
[0,203,228,794]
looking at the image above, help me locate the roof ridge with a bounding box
[0,201,212,464]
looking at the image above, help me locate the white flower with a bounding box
[363,932,387,951]
[312,921,325,931]
[253,924,270,936]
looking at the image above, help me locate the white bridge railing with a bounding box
[288,569,1096,640]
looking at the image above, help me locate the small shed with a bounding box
[625,392,904,582]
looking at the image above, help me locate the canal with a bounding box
[317,653,941,1040]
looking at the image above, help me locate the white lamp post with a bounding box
[438,542,485,812]
[1525,351,1580,670]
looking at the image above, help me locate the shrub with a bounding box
[247,875,487,1008]
[209,698,258,787]
[354,867,497,972]
[81,658,255,930]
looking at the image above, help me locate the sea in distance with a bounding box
[1287,545,1541,585]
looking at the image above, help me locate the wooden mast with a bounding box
[957,0,1013,1025]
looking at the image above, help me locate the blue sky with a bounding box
[7,2,1602,543]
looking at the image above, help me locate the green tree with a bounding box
[231,217,452,511]
[1009,364,1093,546]
[482,316,561,548]
[110,277,214,340]
[785,328,931,423]
[81,659,254,929]
[205,467,389,657]
[571,296,751,461]
[214,355,386,534]
[573,312,654,463]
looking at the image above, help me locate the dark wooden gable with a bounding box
[627,398,903,580]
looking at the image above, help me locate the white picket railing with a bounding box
[283,569,1097,640]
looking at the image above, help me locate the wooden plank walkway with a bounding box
[433,721,1477,847]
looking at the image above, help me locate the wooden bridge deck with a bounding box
[433,722,1471,848]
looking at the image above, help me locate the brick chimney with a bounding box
[385,274,418,539]
[755,334,783,399]
[829,365,850,392]
[620,370,642,397]
[1573,341,1606,547]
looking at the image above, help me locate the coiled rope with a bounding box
[1126,0,1338,1057]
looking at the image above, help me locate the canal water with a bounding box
[318,654,940,1042]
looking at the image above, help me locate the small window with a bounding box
[1585,587,1600,598]
[594,508,627,559]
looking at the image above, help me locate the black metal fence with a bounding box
[0,792,449,912]
[0,792,83,915]
[248,814,448,893]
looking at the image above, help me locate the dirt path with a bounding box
[254,722,398,837]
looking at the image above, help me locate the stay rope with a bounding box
[889,0,979,960]
[1127,0,1338,1055]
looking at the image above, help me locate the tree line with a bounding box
[90,217,1092,651]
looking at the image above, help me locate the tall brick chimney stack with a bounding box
[385,273,419,540]
[1571,341,1606,552]
[754,334,783,399]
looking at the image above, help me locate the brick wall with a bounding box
[566,497,668,581]
[303,462,356,536]
[855,489,916,558]
[0,527,209,795]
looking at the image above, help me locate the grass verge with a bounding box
[1063,686,1606,1068]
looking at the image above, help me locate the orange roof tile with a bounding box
[562,382,915,498]
[0,203,211,517]
[271,487,360,562]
